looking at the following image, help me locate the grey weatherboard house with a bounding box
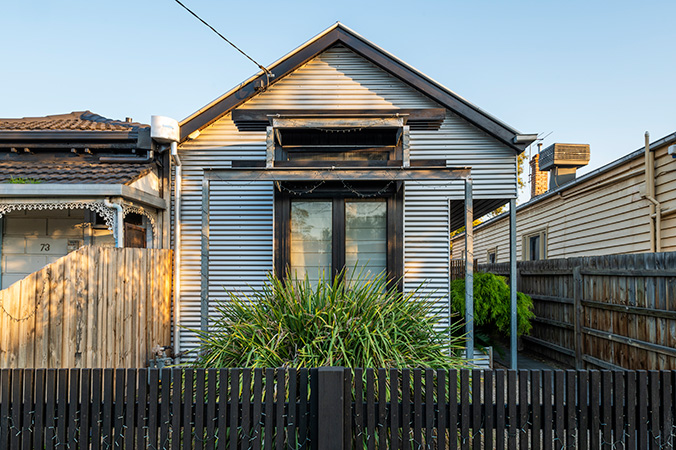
[172,23,536,357]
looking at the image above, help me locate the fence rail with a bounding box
[1,368,675,450]
[0,247,173,369]
[478,252,676,370]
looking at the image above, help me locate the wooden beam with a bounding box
[583,327,676,358]
[271,117,404,129]
[231,159,448,168]
[232,108,447,123]
[581,299,676,321]
[207,167,469,182]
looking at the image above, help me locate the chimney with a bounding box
[530,150,549,198]
[539,143,590,190]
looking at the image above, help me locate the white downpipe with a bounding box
[172,141,183,356]
[104,198,124,248]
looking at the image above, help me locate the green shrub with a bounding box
[450,272,534,337]
[192,271,467,369]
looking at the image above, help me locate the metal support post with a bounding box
[464,179,474,360]
[509,198,518,370]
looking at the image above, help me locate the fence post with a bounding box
[315,367,345,450]
[573,266,583,369]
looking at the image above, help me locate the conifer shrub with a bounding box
[450,272,534,338]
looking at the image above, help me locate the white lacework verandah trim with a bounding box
[122,204,157,236]
[0,200,158,237]
[0,200,116,229]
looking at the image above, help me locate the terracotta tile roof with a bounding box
[0,111,147,132]
[0,161,153,184]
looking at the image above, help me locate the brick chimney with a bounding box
[530,152,549,198]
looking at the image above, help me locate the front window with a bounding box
[273,121,403,287]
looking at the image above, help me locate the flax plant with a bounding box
[192,271,466,369]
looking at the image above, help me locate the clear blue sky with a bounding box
[2,0,675,183]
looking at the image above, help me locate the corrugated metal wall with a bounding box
[453,142,676,263]
[177,45,518,352]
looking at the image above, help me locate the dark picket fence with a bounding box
[1,368,675,450]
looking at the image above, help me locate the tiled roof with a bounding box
[0,162,153,184]
[0,111,147,132]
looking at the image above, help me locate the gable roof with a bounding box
[0,111,147,132]
[180,23,535,151]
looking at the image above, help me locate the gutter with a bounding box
[0,184,167,210]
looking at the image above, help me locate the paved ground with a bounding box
[494,348,570,370]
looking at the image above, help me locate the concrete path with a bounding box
[494,351,558,370]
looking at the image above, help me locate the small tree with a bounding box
[192,271,467,369]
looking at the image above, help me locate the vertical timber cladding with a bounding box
[178,45,518,352]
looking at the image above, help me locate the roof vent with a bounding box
[539,143,590,190]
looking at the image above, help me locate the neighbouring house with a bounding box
[451,132,676,262]
[172,23,536,354]
[0,111,171,288]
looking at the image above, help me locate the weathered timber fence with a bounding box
[479,252,676,370]
[1,368,675,450]
[0,247,172,369]
[450,258,478,282]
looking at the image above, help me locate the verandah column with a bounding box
[464,178,474,359]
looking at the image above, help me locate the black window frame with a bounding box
[273,126,404,289]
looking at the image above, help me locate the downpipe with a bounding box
[171,141,183,357]
[642,132,662,252]
[104,198,124,248]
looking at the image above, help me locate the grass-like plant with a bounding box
[450,271,534,338]
[192,271,467,369]
[6,176,42,184]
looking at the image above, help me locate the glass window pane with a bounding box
[345,200,387,280]
[290,201,332,284]
[530,235,540,261]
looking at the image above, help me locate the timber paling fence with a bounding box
[1,368,676,449]
[480,252,676,370]
[0,247,173,369]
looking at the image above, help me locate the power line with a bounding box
[173,0,272,77]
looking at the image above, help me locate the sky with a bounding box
[2,0,675,195]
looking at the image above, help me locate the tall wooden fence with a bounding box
[1,367,675,450]
[0,247,172,369]
[480,252,676,370]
